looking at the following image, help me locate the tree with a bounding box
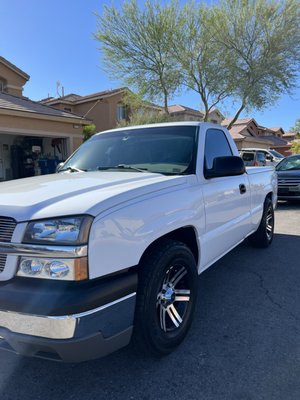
[95,0,300,126]
[290,118,300,136]
[83,124,96,141]
[95,0,181,113]
[210,0,300,129]
[290,140,300,154]
[173,3,234,121]
[116,91,173,127]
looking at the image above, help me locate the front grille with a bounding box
[0,254,6,273]
[0,217,17,273]
[278,177,300,188]
[0,217,16,242]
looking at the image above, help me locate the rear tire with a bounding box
[248,198,274,248]
[133,239,198,356]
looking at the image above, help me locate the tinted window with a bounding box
[241,152,254,161]
[204,129,233,170]
[257,152,266,162]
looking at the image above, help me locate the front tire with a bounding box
[248,197,274,248]
[133,239,198,356]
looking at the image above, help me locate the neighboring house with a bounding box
[40,88,129,133]
[221,118,292,155]
[41,87,226,134]
[283,131,297,141]
[221,118,273,150]
[167,105,204,121]
[0,56,89,181]
[167,105,224,124]
[205,108,225,124]
[257,126,291,156]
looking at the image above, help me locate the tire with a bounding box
[133,239,198,356]
[248,197,274,248]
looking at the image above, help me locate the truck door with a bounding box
[200,128,251,270]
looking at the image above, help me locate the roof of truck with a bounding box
[95,121,221,136]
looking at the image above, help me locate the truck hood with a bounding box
[0,172,187,222]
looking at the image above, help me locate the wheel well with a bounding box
[140,227,199,265]
[266,192,273,202]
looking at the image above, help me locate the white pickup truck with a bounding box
[0,122,277,362]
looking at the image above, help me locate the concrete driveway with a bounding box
[0,201,299,400]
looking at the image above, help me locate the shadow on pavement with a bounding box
[0,233,300,400]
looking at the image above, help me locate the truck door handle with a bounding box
[239,184,247,194]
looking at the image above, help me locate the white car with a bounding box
[241,148,284,166]
[0,122,277,362]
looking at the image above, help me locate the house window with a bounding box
[0,79,5,92]
[64,107,72,112]
[116,104,126,121]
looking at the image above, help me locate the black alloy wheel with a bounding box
[133,239,198,356]
[249,197,274,248]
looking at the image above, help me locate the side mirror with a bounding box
[205,156,246,179]
[56,162,64,173]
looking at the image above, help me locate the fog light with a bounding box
[20,259,45,275]
[45,261,70,278]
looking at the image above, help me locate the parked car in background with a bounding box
[276,154,300,201]
[241,148,284,166]
[240,150,266,167]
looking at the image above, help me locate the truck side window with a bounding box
[204,129,233,170]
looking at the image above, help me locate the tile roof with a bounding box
[283,132,296,138]
[41,87,128,105]
[206,108,225,119]
[258,135,289,146]
[0,92,84,120]
[168,104,204,116]
[223,120,273,145]
[226,126,245,139]
[222,118,254,126]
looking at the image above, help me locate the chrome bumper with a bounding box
[0,292,136,340]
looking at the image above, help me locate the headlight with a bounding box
[17,257,88,281]
[23,215,93,245]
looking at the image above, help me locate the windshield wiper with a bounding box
[97,164,149,172]
[58,166,86,173]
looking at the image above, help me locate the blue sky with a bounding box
[1,0,299,131]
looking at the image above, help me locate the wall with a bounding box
[73,92,125,133]
[0,63,27,97]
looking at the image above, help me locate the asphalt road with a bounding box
[0,201,300,400]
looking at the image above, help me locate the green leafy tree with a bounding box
[173,2,232,121]
[116,91,173,127]
[117,110,173,127]
[95,0,300,126]
[290,118,300,136]
[290,140,300,154]
[95,0,181,113]
[211,0,300,129]
[83,124,97,141]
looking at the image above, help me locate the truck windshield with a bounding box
[60,126,198,175]
[269,149,284,159]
